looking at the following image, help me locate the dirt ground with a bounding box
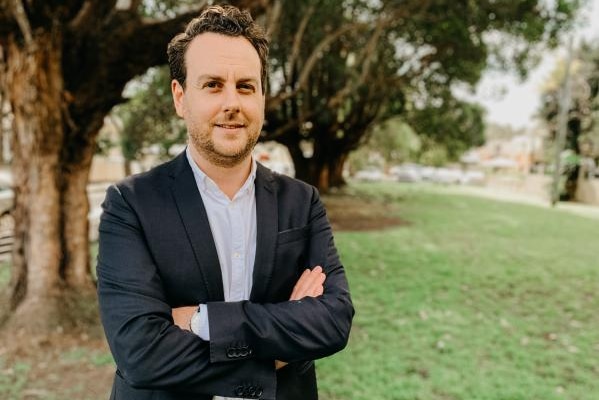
[322,191,406,231]
[0,330,114,399]
[0,190,404,399]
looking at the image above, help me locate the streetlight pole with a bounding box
[551,36,575,207]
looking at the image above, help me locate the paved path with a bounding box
[435,184,599,220]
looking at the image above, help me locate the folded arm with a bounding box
[204,187,354,364]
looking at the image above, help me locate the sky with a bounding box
[468,0,599,130]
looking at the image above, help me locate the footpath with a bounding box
[438,183,599,221]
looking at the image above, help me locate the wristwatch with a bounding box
[189,306,202,334]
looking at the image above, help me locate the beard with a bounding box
[188,121,260,168]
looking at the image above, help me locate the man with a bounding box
[97,5,353,400]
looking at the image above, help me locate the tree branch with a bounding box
[327,16,390,109]
[10,0,34,48]
[287,4,314,80]
[265,0,282,37]
[268,22,360,112]
[69,0,117,33]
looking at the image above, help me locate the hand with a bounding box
[171,306,198,331]
[289,266,326,301]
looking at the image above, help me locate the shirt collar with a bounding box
[185,146,257,198]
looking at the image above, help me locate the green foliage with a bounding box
[349,117,421,169]
[138,0,197,18]
[318,182,599,400]
[0,359,31,400]
[418,144,450,167]
[115,67,186,163]
[406,96,486,162]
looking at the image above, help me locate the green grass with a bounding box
[0,358,32,400]
[317,183,599,400]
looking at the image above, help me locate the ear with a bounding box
[171,79,186,118]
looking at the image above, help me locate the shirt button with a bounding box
[233,252,241,259]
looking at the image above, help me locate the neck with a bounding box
[189,145,252,200]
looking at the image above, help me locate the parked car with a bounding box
[431,168,462,184]
[354,167,385,182]
[389,164,422,182]
[460,170,486,186]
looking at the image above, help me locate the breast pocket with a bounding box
[277,224,311,245]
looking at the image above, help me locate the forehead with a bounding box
[185,32,261,77]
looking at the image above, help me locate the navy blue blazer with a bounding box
[97,151,354,400]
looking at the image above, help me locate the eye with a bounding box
[238,83,255,93]
[203,81,222,89]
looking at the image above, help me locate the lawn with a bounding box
[317,183,599,400]
[1,182,598,399]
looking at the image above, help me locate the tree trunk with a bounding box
[328,152,347,189]
[1,31,97,332]
[283,137,352,193]
[124,159,133,177]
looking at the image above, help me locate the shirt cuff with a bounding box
[195,304,210,340]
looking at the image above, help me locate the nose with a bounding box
[222,85,241,114]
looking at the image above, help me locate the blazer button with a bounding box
[240,349,248,357]
[247,348,253,356]
[234,385,244,396]
[256,387,263,397]
[247,385,256,397]
[226,348,235,358]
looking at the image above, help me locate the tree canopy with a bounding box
[117,0,581,191]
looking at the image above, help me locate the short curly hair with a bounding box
[167,5,269,93]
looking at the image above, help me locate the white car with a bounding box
[460,170,486,186]
[354,168,385,182]
[389,164,422,182]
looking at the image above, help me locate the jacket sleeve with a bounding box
[97,185,276,399]
[207,186,354,363]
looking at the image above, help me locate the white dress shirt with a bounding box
[186,148,257,400]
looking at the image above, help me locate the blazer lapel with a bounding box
[169,152,225,301]
[250,164,278,302]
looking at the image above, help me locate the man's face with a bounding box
[172,32,265,168]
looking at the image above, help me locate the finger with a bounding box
[294,267,325,300]
[290,269,311,300]
[295,269,321,298]
[309,273,326,297]
[291,269,317,300]
[290,269,310,300]
[312,285,324,297]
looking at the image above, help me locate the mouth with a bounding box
[214,123,245,129]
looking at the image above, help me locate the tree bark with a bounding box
[60,134,96,290]
[283,137,350,193]
[3,31,66,331]
[1,28,101,332]
[328,152,347,189]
